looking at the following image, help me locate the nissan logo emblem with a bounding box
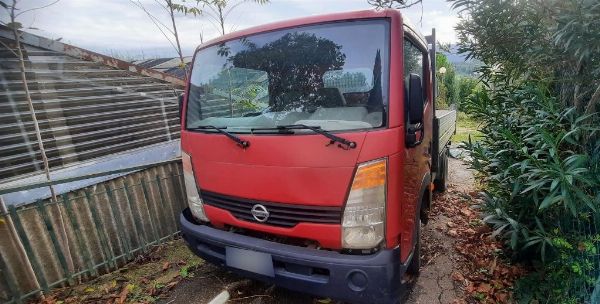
[251,204,270,222]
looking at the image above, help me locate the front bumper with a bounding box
[180,209,406,304]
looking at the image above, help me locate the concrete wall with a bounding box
[0,161,186,303]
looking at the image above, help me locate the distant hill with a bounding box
[440,45,482,77]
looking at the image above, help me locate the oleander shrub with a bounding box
[449,0,600,302]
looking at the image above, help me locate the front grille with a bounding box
[201,191,343,227]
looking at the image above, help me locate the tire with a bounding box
[406,220,421,275]
[434,150,448,192]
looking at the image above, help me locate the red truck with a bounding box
[179,9,456,303]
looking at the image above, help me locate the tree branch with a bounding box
[368,0,422,9]
[15,0,60,17]
[129,0,179,54]
[131,0,175,35]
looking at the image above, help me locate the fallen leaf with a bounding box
[477,283,492,293]
[162,261,170,271]
[466,282,475,293]
[460,207,473,217]
[165,281,178,290]
[451,271,465,282]
[117,286,129,304]
[496,292,508,303]
[490,256,497,275]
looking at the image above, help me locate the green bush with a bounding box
[450,0,600,302]
[463,82,599,302]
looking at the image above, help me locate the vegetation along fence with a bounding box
[0,159,186,303]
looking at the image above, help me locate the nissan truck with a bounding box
[178,9,457,303]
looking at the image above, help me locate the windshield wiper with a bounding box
[188,125,250,149]
[252,124,356,150]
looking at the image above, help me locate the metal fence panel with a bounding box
[0,161,185,303]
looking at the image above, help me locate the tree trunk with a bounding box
[166,0,188,80]
[218,4,226,36]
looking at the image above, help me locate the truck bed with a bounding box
[432,110,457,173]
[435,110,457,150]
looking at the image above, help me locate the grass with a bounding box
[452,111,483,144]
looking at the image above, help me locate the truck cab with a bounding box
[179,9,455,303]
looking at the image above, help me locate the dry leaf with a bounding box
[117,286,129,304]
[477,283,492,293]
[451,271,465,282]
[496,292,508,303]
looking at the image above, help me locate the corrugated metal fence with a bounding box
[0,160,186,303]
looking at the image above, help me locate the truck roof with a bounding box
[196,9,428,53]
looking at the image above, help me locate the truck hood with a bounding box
[181,131,368,207]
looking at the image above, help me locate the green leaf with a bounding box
[6,22,22,30]
[539,192,562,210]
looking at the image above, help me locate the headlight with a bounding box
[182,151,209,222]
[342,159,387,249]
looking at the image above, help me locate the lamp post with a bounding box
[437,67,447,106]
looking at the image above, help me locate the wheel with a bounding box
[406,220,421,275]
[434,150,448,192]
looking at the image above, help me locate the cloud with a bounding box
[6,0,460,58]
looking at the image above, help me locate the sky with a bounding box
[1,0,460,59]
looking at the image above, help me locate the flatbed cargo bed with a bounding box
[432,109,457,175]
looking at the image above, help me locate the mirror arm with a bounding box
[405,122,424,147]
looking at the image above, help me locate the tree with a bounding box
[452,0,599,114]
[172,0,268,36]
[129,0,189,78]
[0,0,59,201]
[435,53,459,109]
[0,0,75,292]
[368,0,422,9]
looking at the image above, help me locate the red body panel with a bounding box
[181,131,365,206]
[181,9,433,264]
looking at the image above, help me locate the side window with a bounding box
[403,39,426,104]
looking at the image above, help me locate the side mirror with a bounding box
[406,73,424,147]
[408,73,424,124]
[178,93,184,119]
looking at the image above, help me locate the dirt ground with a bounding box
[157,157,475,304]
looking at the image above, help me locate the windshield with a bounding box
[186,19,390,133]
